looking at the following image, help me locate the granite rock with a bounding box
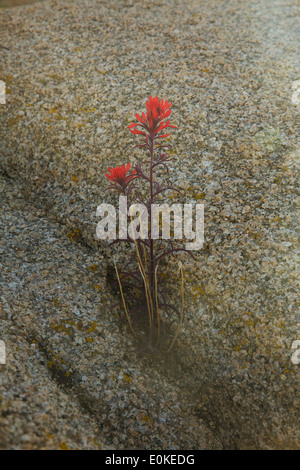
[0,0,299,449]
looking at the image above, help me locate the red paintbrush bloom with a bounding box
[105,163,137,189]
[128,96,177,139]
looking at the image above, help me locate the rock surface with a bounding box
[0,0,299,449]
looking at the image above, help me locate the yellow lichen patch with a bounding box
[47,351,67,370]
[87,264,98,271]
[72,176,78,182]
[140,415,154,424]
[185,186,206,201]
[49,73,63,80]
[66,229,80,242]
[80,107,96,113]
[9,116,22,126]
[248,228,261,240]
[112,366,133,384]
[192,285,206,298]
[43,432,54,440]
[234,337,248,353]
[52,298,60,307]
[51,315,98,345]
[195,192,205,200]
[59,442,69,450]
[85,321,98,333]
[51,319,75,336]
[159,272,168,280]
[270,216,282,224]
[122,373,132,384]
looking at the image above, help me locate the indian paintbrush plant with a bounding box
[105,96,194,352]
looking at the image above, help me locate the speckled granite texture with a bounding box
[0,0,299,449]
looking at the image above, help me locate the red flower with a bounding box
[128,96,177,139]
[105,163,137,189]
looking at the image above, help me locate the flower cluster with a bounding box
[128,95,177,139]
[105,96,178,187]
[105,163,137,191]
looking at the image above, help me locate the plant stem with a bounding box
[149,137,155,304]
[149,137,155,345]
